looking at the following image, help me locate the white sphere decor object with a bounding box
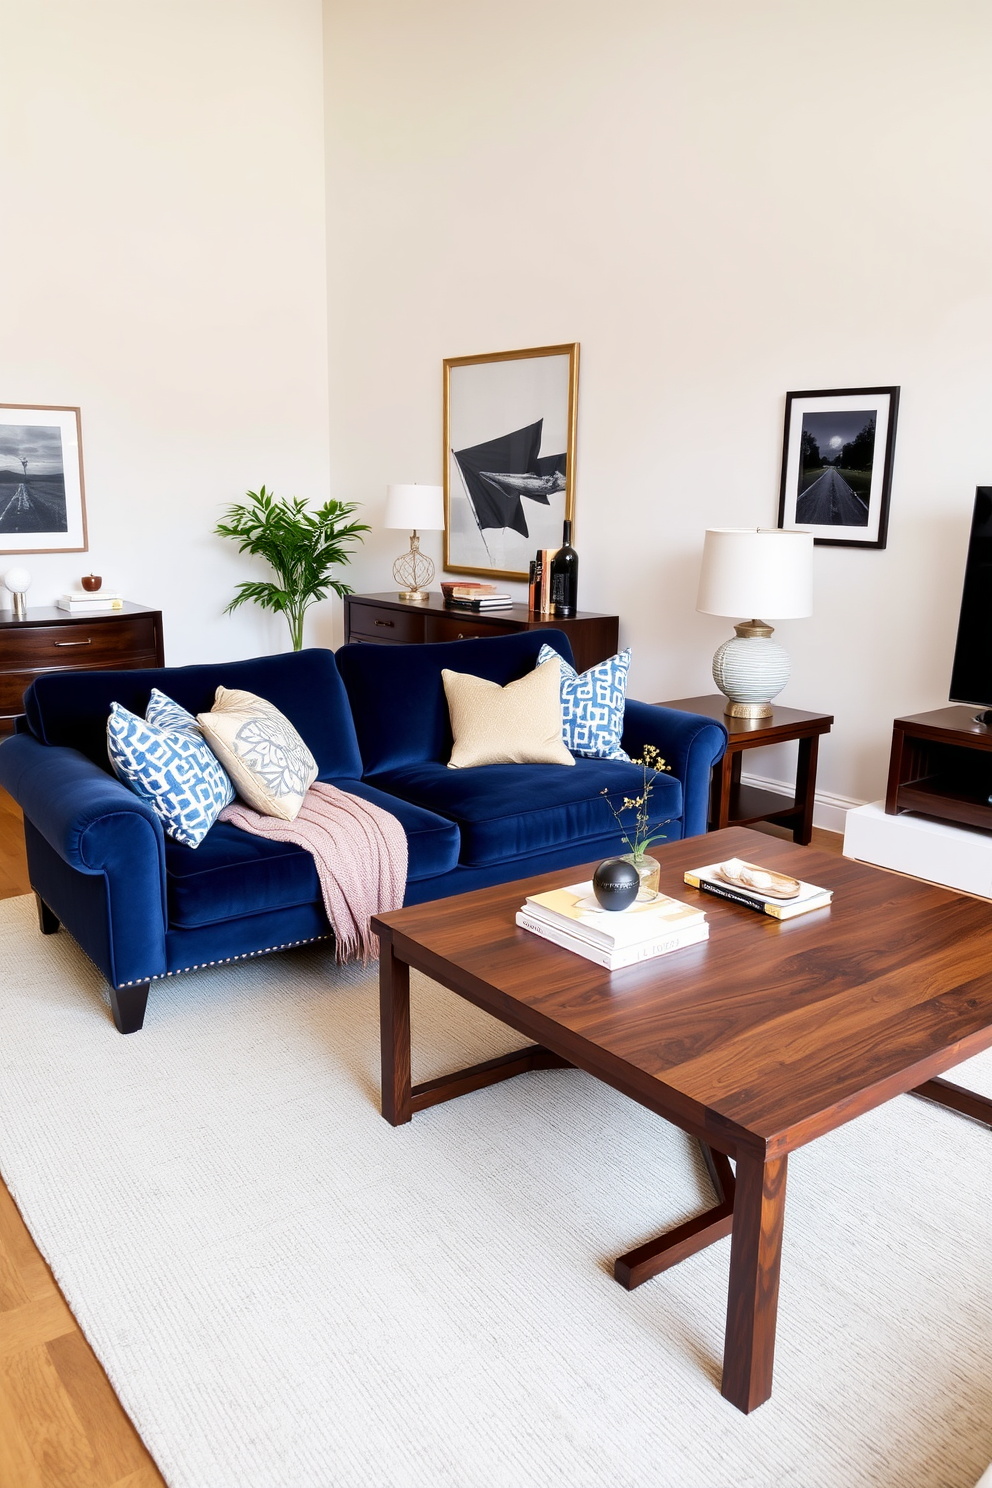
[3,567,31,594]
[712,634,791,712]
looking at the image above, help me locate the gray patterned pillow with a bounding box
[198,687,317,821]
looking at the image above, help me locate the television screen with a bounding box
[949,487,992,707]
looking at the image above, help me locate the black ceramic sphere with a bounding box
[592,857,640,912]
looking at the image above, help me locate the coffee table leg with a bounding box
[380,940,412,1126]
[721,1152,787,1413]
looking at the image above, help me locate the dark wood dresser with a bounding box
[343,592,619,674]
[0,603,164,733]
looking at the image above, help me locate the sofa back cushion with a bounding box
[24,648,364,781]
[336,630,575,776]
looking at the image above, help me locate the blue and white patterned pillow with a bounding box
[537,643,632,761]
[107,690,235,848]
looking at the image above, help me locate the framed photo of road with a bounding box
[778,386,899,549]
[0,405,88,554]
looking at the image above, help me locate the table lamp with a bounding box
[3,566,32,620]
[384,484,444,602]
[696,528,813,717]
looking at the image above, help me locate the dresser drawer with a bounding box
[424,613,510,644]
[0,653,162,718]
[1,615,159,667]
[347,604,425,644]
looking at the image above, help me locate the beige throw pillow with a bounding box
[443,657,574,769]
[197,687,318,820]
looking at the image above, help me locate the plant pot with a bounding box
[620,852,661,897]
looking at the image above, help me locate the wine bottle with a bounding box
[550,520,578,617]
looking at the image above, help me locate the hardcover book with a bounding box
[683,862,832,920]
[524,880,705,949]
[515,911,709,970]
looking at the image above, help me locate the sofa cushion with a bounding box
[198,687,318,821]
[165,780,461,928]
[337,629,575,775]
[443,657,573,768]
[367,757,682,868]
[107,698,235,848]
[25,649,363,780]
[537,642,631,761]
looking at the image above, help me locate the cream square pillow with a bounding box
[443,656,574,769]
[197,687,318,820]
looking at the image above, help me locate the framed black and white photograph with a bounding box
[0,404,88,554]
[778,386,899,549]
[443,343,578,580]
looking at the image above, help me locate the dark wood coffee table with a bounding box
[372,827,992,1413]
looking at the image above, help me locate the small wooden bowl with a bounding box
[716,858,801,900]
[81,574,102,592]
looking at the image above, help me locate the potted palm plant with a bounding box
[215,486,369,651]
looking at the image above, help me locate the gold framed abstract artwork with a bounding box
[443,343,579,581]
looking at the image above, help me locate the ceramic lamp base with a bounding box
[712,623,790,718]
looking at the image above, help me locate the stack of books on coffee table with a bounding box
[516,881,708,969]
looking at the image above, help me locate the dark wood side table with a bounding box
[0,603,164,733]
[344,592,619,675]
[885,705,992,830]
[658,694,833,845]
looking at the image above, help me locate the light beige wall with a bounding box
[1,0,331,663]
[324,0,992,806]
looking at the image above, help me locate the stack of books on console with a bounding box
[516,880,708,970]
[440,581,512,611]
[56,590,125,614]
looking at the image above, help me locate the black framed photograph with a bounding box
[0,404,88,554]
[778,386,899,549]
[443,343,578,580]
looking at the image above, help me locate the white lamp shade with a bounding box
[696,528,813,619]
[384,484,444,531]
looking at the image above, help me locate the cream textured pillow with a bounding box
[197,687,318,821]
[443,657,574,769]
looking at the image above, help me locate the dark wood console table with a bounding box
[885,706,992,830]
[0,603,164,733]
[658,695,833,845]
[343,593,619,675]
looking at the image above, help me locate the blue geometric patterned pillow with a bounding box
[107,690,235,848]
[537,644,632,761]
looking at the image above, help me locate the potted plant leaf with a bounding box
[215,486,369,651]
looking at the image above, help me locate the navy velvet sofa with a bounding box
[0,629,726,1033]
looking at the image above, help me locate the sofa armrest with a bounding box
[622,699,727,839]
[0,733,168,984]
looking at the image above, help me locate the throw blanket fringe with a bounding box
[219,782,408,963]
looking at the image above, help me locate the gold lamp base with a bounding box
[723,699,774,719]
[392,530,434,604]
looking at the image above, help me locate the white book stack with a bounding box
[516,879,708,970]
[57,590,125,614]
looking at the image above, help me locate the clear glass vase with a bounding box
[620,852,660,897]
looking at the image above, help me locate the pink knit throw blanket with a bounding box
[219,782,408,963]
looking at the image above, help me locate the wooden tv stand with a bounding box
[885,706,992,831]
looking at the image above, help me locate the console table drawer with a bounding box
[347,605,425,644]
[424,614,508,643]
[5,616,158,666]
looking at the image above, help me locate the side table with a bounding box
[658,694,833,845]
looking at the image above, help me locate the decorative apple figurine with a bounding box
[81,574,102,592]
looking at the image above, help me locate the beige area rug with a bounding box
[1,894,991,1488]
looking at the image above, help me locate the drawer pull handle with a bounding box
[54,639,92,647]
[373,619,395,628]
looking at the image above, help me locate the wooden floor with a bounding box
[0,782,842,1485]
[0,786,166,1488]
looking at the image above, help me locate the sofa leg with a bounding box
[109,983,149,1035]
[36,894,60,935]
